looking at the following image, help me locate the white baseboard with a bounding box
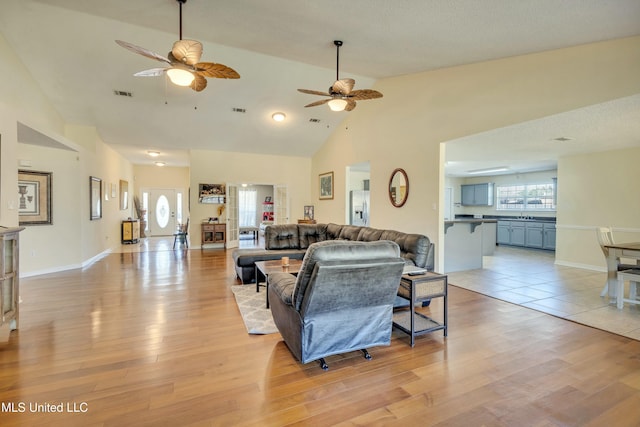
[20,248,112,278]
[554,259,606,272]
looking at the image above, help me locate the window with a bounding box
[239,189,257,227]
[496,183,555,211]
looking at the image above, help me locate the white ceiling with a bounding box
[1,0,639,173]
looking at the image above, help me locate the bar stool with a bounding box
[616,269,640,309]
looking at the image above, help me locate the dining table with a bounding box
[603,242,640,300]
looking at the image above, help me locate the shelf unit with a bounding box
[1,227,24,343]
[262,201,274,222]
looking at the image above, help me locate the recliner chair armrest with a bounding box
[267,272,297,306]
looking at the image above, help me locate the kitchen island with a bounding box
[444,219,497,273]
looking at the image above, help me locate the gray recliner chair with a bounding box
[267,240,405,370]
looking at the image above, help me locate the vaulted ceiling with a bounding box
[1,0,639,174]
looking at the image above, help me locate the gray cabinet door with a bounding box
[497,222,511,244]
[526,226,544,248]
[461,185,476,206]
[511,223,526,246]
[543,224,556,250]
[473,183,490,206]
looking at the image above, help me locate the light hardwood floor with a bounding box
[1,238,640,426]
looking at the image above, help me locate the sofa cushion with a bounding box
[338,225,361,240]
[298,224,328,249]
[326,223,343,240]
[265,224,300,249]
[357,226,383,241]
[380,229,430,267]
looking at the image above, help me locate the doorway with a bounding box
[346,162,371,226]
[147,189,179,236]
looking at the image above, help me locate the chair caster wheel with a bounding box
[361,349,372,360]
[319,358,328,370]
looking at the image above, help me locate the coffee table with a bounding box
[255,259,303,308]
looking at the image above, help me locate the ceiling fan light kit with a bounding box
[297,40,382,112]
[166,68,195,86]
[115,0,239,92]
[328,99,348,111]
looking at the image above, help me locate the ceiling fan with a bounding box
[115,0,239,92]
[298,40,382,112]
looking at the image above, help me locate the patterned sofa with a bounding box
[231,223,434,284]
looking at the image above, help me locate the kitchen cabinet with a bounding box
[498,220,555,250]
[543,223,556,250]
[525,222,544,248]
[461,183,494,206]
[497,220,526,246]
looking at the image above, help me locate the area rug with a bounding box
[231,285,278,335]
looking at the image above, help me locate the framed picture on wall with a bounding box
[90,176,102,220]
[119,180,128,210]
[319,171,334,200]
[18,170,52,225]
[304,205,314,220]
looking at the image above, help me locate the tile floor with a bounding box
[118,236,640,341]
[447,245,640,340]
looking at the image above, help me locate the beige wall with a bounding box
[312,36,640,271]
[189,149,312,247]
[556,147,640,270]
[1,32,134,276]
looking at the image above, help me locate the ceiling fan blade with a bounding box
[195,62,240,79]
[116,40,171,64]
[172,39,203,65]
[304,99,331,108]
[191,73,208,92]
[298,88,331,96]
[133,67,167,77]
[332,78,355,95]
[344,99,357,111]
[349,89,383,101]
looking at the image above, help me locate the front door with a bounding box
[149,189,177,236]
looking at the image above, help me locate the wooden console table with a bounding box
[201,223,226,248]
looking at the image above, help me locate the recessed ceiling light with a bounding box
[147,150,160,157]
[155,161,166,166]
[272,112,286,122]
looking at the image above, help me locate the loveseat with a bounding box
[232,223,434,284]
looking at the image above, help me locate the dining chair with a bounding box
[616,269,640,309]
[173,218,189,249]
[597,227,639,297]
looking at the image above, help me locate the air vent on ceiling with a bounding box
[552,137,573,142]
[232,107,246,113]
[309,118,321,123]
[113,90,132,97]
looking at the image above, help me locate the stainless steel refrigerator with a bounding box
[350,190,370,226]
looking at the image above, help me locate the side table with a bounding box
[393,271,447,346]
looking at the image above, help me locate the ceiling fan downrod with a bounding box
[177,0,187,40]
[334,40,342,81]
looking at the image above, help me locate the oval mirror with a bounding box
[389,168,409,207]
